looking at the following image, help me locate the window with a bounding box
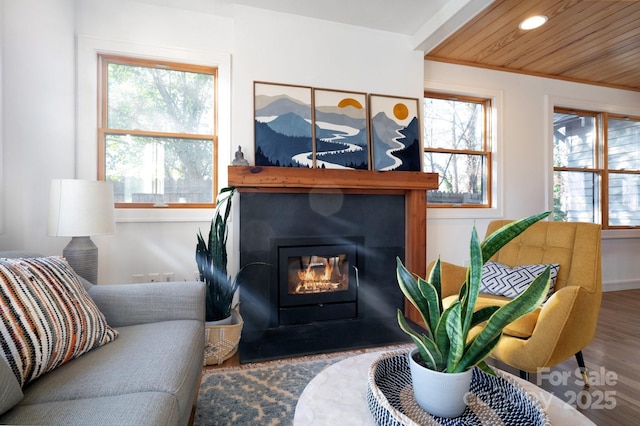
[553,108,640,229]
[423,92,492,207]
[98,55,217,208]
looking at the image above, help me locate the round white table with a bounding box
[294,350,595,425]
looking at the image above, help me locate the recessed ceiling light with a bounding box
[519,15,548,31]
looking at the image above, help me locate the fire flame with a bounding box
[294,257,345,294]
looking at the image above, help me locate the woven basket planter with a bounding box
[204,308,243,366]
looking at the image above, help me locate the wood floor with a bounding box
[208,289,640,425]
[494,289,640,425]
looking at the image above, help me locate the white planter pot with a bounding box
[205,315,233,326]
[408,348,473,418]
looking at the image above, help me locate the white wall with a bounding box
[0,0,4,234]
[424,60,640,291]
[0,0,75,251]
[0,0,424,284]
[230,5,424,163]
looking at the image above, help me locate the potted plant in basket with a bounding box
[196,187,266,364]
[396,211,552,418]
[196,187,238,324]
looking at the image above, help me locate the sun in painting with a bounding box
[393,103,409,121]
[337,97,363,109]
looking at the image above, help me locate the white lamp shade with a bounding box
[48,179,116,237]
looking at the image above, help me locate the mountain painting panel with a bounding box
[254,82,313,167]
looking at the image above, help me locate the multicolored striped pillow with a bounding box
[0,256,118,386]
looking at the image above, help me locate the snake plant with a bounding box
[196,187,238,322]
[397,211,552,375]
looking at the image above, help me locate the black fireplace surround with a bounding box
[238,191,411,363]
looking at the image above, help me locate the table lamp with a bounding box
[47,179,115,284]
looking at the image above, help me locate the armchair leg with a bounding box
[519,370,529,381]
[575,351,589,388]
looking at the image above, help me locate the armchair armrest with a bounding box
[88,281,205,327]
[499,285,601,370]
[538,285,600,351]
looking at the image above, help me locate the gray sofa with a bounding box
[0,252,205,426]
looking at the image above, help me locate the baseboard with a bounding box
[602,279,640,292]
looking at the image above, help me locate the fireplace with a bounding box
[229,166,438,363]
[277,237,361,325]
[238,191,409,363]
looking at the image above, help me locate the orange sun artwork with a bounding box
[337,98,363,109]
[393,103,409,121]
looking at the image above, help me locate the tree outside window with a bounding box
[98,55,217,207]
[423,92,492,207]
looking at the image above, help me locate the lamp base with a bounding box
[63,236,98,284]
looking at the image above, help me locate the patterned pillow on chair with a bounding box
[480,261,559,302]
[0,256,118,386]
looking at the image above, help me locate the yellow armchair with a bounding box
[429,220,602,379]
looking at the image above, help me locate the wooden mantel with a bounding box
[227,166,438,324]
[228,165,437,191]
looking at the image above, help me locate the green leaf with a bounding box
[445,302,464,371]
[418,276,442,333]
[470,305,500,328]
[433,303,454,365]
[460,226,483,338]
[427,258,444,313]
[476,360,496,376]
[397,310,443,370]
[397,258,434,336]
[456,267,551,372]
[454,333,502,373]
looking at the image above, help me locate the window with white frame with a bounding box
[98,54,217,208]
[553,108,640,228]
[423,92,492,207]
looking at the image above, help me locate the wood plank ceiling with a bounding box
[425,0,640,92]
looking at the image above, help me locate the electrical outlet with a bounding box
[148,273,160,282]
[132,274,145,283]
[163,272,174,282]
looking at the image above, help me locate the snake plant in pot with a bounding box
[196,187,238,323]
[196,187,269,365]
[396,211,552,418]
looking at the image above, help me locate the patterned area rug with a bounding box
[194,344,410,426]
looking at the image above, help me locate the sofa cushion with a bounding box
[0,257,118,386]
[14,319,203,425]
[480,261,559,301]
[0,391,180,426]
[0,357,23,415]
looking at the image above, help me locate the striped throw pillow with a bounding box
[0,257,118,386]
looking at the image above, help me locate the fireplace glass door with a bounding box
[278,241,359,324]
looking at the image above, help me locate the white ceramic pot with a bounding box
[408,348,473,418]
[205,315,233,326]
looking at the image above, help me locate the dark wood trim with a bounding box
[227,166,437,191]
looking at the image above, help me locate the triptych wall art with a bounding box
[254,81,421,171]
